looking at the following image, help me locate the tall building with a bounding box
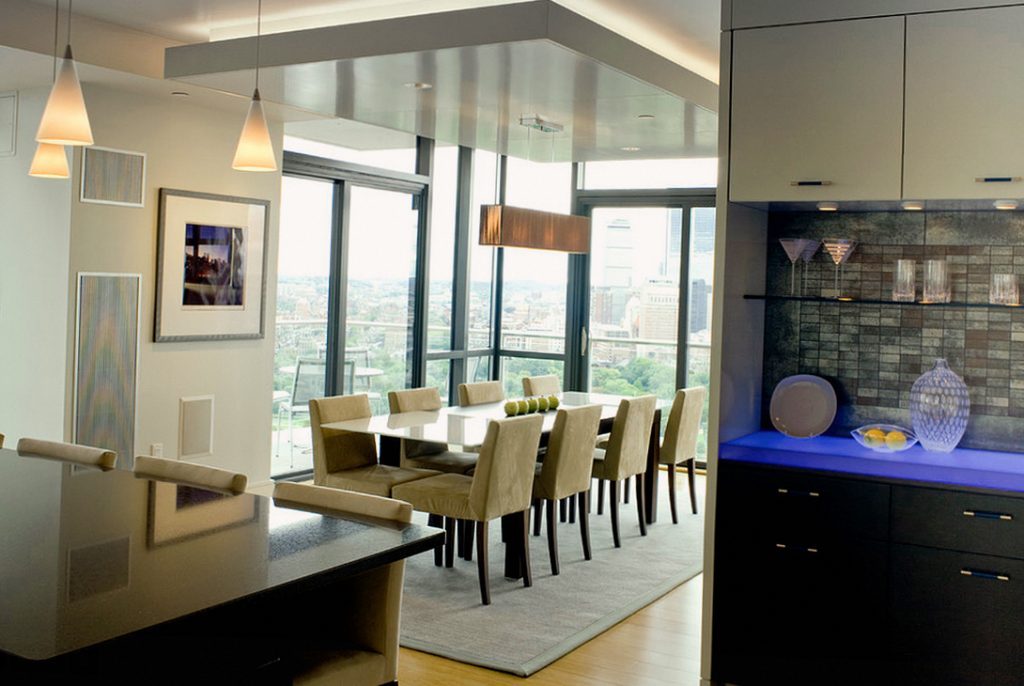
[638,278,679,342]
[604,218,633,289]
[665,208,683,279]
[689,278,709,335]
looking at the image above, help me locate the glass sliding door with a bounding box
[342,185,421,413]
[686,206,716,459]
[273,176,334,475]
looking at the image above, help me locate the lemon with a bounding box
[885,430,908,451]
[863,429,886,447]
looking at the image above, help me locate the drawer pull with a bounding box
[776,488,820,498]
[963,509,1013,521]
[974,176,1021,183]
[790,180,832,187]
[774,543,819,554]
[960,568,1010,582]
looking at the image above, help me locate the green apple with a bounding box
[504,400,519,416]
[548,395,560,409]
[527,397,539,413]
[537,396,549,412]
[517,399,530,414]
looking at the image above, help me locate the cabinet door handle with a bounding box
[789,180,832,187]
[974,176,1021,183]
[776,487,820,498]
[774,543,819,554]
[961,568,1010,582]
[963,509,1013,521]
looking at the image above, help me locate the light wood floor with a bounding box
[398,472,706,686]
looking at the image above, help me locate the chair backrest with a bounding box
[457,380,504,407]
[387,387,443,413]
[522,374,560,397]
[291,357,327,407]
[134,455,248,495]
[537,405,603,501]
[273,482,413,523]
[309,394,378,484]
[601,395,657,480]
[661,387,707,466]
[0,433,4,449]
[17,437,116,470]
[468,414,544,521]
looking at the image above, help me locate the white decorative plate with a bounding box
[769,375,837,438]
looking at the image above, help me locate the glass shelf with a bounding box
[743,294,1022,309]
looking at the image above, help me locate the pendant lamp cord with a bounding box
[255,0,262,90]
[67,0,72,47]
[52,0,60,81]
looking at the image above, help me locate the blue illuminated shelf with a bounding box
[743,294,1019,309]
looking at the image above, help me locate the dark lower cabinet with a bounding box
[713,461,1024,686]
[891,544,1024,686]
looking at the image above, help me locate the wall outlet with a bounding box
[150,443,163,458]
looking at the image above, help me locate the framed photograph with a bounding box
[155,188,270,341]
[147,481,259,547]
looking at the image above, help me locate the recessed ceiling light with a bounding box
[404,82,433,90]
[995,199,1019,211]
[816,201,839,212]
[170,90,190,97]
[901,200,924,211]
[637,114,655,120]
[621,146,641,152]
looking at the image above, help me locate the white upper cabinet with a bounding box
[904,7,1024,200]
[729,17,905,202]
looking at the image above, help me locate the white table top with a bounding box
[321,392,665,446]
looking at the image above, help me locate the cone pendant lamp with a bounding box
[233,88,276,171]
[29,142,70,178]
[232,0,276,172]
[37,39,93,145]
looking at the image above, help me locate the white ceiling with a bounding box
[28,0,720,82]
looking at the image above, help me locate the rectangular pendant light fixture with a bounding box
[479,205,590,253]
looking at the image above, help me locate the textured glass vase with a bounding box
[909,359,970,452]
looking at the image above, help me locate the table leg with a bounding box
[379,436,401,467]
[502,512,525,580]
[643,408,661,524]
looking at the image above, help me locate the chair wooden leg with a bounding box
[578,491,592,561]
[635,474,647,537]
[624,475,630,504]
[521,509,533,588]
[609,480,621,548]
[428,514,443,566]
[476,521,490,605]
[533,499,542,536]
[456,519,466,559]
[444,517,456,568]
[667,462,679,524]
[687,458,698,515]
[597,479,605,515]
[560,498,568,522]
[568,495,576,524]
[462,519,475,561]
[545,499,560,575]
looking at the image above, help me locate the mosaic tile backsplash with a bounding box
[763,211,1024,452]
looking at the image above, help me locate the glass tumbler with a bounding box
[893,259,916,302]
[922,259,951,304]
[990,273,1020,306]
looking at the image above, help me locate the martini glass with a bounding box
[822,238,856,299]
[779,239,814,295]
[799,240,820,296]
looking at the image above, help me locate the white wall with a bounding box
[0,88,72,445]
[65,84,281,485]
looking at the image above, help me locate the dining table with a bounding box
[0,447,442,683]
[322,391,668,579]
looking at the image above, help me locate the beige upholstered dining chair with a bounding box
[133,455,248,495]
[532,405,602,575]
[661,386,707,522]
[591,395,657,548]
[0,433,4,449]
[272,482,413,686]
[17,437,117,470]
[522,374,560,397]
[457,380,504,407]
[310,394,440,497]
[393,414,544,605]
[387,387,477,475]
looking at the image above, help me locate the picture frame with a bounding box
[155,188,270,342]
[80,146,146,208]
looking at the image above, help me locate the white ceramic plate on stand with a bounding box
[769,374,837,438]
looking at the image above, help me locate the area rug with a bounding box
[400,489,705,676]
